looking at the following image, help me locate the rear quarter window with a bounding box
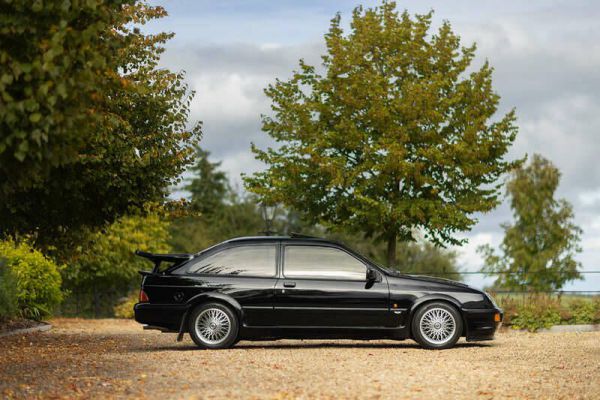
[174,245,276,277]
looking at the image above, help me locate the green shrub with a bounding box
[499,295,600,331]
[594,297,600,323]
[567,299,596,324]
[0,261,18,319]
[0,239,64,320]
[510,295,562,332]
[113,292,137,319]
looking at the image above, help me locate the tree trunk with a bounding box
[387,232,397,269]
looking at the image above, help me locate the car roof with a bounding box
[223,236,336,245]
[193,236,346,255]
[191,236,338,257]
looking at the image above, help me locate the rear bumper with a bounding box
[134,303,189,331]
[462,307,503,341]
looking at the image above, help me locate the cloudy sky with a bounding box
[146,0,600,291]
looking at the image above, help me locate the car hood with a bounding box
[392,273,471,289]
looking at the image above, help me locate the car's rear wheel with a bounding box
[412,302,462,349]
[188,303,239,349]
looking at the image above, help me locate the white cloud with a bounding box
[191,73,267,122]
[454,232,499,271]
[259,43,283,51]
[221,150,264,188]
[516,94,600,194]
[579,189,600,207]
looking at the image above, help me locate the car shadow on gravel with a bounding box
[129,340,491,352]
[235,342,491,350]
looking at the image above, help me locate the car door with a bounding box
[171,243,279,327]
[274,244,391,328]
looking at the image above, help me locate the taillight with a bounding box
[139,289,149,303]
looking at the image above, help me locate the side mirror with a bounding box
[366,268,379,282]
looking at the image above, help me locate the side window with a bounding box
[176,245,276,277]
[284,246,366,281]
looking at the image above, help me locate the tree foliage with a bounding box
[170,200,265,253]
[244,2,519,267]
[0,1,201,246]
[329,231,462,280]
[62,211,170,316]
[64,212,171,292]
[395,241,461,279]
[1,0,125,187]
[479,154,582,292]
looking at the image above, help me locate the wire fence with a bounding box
[440,271,600,275]
[416,270,600,295]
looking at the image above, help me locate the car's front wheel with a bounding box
[188,303,239,349]
[411,302,462,350]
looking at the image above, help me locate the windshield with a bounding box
[352,251,401,276]
[377,264,402,276]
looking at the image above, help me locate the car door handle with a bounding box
[283,281,296,288]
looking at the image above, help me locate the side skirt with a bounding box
[239,326,410,341]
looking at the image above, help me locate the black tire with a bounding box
[411,301,463,350]
[188,302,239,349]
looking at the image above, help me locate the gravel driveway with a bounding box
[1,318,599,399]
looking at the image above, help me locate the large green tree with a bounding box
[244,2,519,267]
[0,1,201,246]
[479,154,582,292]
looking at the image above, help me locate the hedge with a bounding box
[498,295,600,332]
[0,239,64,320]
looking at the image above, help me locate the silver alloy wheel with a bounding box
[419,307,456,345]
[195,308,231,345]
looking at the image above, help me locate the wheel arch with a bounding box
[177,293,243,339]
[408,295,467,337]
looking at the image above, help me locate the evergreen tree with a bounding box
[184,147,230,215]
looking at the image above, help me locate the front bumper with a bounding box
[134,303,189,331]
[462,307,503,341]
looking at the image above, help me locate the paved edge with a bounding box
[538,324,600,333]
[0,322,52,337]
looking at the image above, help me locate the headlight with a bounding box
[484,292,498,308]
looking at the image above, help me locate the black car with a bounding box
[134,235,502,350]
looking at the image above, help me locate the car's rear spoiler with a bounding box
[135,250,193,274]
